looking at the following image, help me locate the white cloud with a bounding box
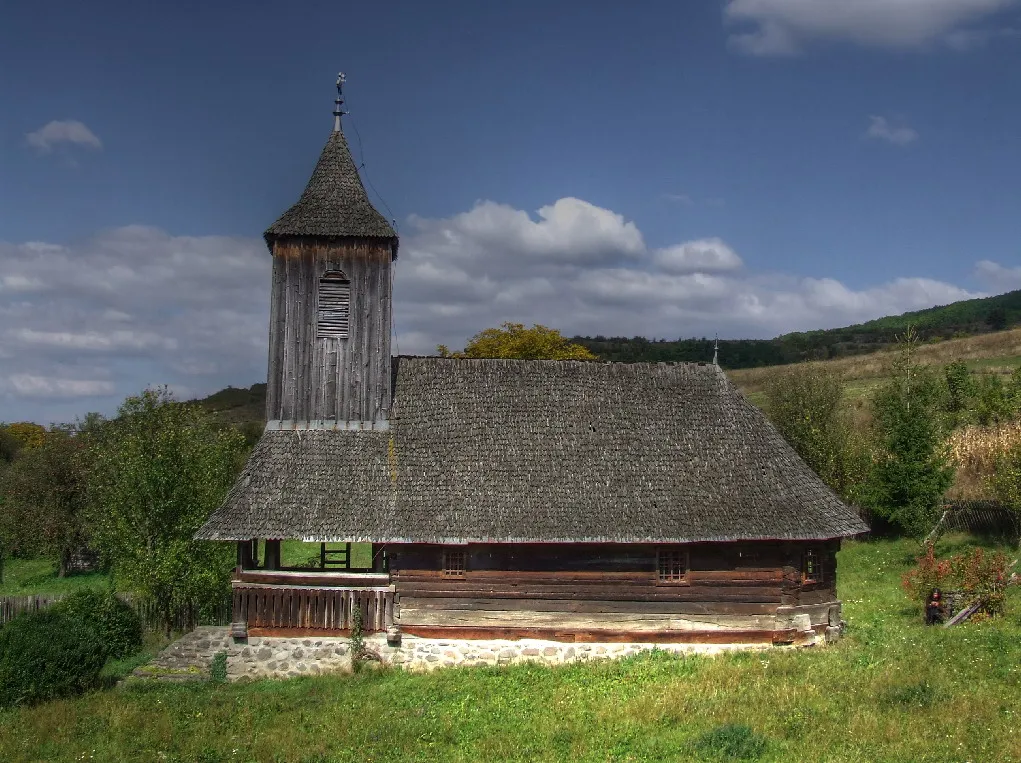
[655,238,743,274]
[725,0,1019,55]
[0,226,268,421]
[865,115,919,146]
[974,260,1021,291]
[393,197,987,356]
[0,203,997,423]
[25,120,103,153]
[2,375,115,399]
[663,193,693,205]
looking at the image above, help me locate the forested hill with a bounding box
[573,288,1021,369]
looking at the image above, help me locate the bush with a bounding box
[903,544,1011,617]
[0,609,107,707]
[54,588,143,659]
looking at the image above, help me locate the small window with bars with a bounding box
[803,548,825,583]
[442,548,467,577]
[317,271,351,340]
[657,547,687,583]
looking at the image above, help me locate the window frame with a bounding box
[656,547,688,585]
[802,547,825,585]
[442,548,467,578]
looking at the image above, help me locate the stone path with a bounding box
[131,626,233,682]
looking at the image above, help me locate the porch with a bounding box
[231,540,396,636]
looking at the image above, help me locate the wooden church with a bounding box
[196,76,868,645]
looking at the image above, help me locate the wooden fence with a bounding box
[232,584,394,632]
[927,500,1020,542]
[0,591,232,630]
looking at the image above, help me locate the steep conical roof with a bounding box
[264,126,397,245]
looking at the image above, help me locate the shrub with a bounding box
[903,544,1011,617]
[209,651,228,684]
[54,588,143,659]
[0,610,107,707]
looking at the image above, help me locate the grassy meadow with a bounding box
[1,532,1019,763]
[0,557,110,598]
[726,325,1021,403]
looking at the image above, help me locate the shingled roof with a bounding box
[264,127,398,245]
[196,358,867,544]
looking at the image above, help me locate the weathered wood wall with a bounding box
[265,237,392,424]
[232,583,393,634]
[389,541,839,638]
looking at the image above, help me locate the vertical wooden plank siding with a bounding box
[265,254,285,420]
[266,239,393,424]
[232,585,394,631]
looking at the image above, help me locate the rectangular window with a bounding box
[803,548,824,583]
[442,549,466,577]
[317,278,351,339]
[657,548,687,583]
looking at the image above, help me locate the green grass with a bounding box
[2,534,1020,762]
[258,540,374,570]
[0,557,110,597]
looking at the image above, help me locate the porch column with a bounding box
[265,539,282,570]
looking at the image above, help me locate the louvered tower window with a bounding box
[317,271,351,339]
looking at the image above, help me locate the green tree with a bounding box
[943,360,976,427]
[438,322,598,360]
[986,307,1008,331]
[85,388,247,632]
[865,328,955,538]
[763,365,873,505]
[0,427,93,574]
[973,373,1015,426]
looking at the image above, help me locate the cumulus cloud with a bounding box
[724,0,1019,55]
[974,260,1021,291]
[25,120,103,153]
[392,197,986,357]
[0,226,268,421]
[0,202,995,423]
[865,116,919,146]
[655,238,743,274]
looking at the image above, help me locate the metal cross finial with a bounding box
[713,334,719,366]
[333,72,348,132]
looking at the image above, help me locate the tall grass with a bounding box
[1,535,1019,762]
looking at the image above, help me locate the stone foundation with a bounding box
[223,632,823,680]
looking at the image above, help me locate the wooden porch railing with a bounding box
[231,583,394,632]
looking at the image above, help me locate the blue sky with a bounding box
[2,0,1021,424]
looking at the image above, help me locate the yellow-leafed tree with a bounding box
[438,322,597,361]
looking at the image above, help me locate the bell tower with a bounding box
[263,74,397,429]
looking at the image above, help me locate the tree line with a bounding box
[571,288,1021,368]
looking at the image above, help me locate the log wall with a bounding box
[389,541,840,638]
[265,237,392,424]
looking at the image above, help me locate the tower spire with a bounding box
[333,72,347,132]
[713,334,719,367]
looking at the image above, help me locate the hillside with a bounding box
[572,288,1021,368]
[192,327,1021,427]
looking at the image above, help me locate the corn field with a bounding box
[945,422,1021,499]
[948,422,1021,473]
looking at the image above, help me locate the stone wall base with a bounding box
[225,631,832,680]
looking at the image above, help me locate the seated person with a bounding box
[925,588,946,625]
